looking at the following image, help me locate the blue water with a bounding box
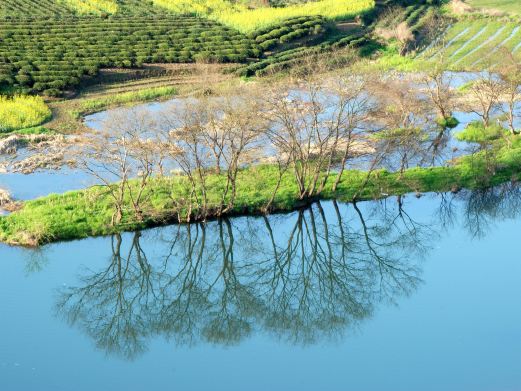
[1,72,521,390]
[1,190,520,391]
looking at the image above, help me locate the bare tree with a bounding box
[421,61,456,125]
[263,71,375,200]
[497,50,521,135]
[205,91,267,215]
[331,74,377,191]
[76,109,162,225]
[264,80,334,199]
[466,71,504,128]
[370,76,434,176]
[162,100,213,222]
[160,88,267,220]
[375,6,415,56]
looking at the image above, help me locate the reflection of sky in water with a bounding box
[0,192,520,391]
[0,169,95,200]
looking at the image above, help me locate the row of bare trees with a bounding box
[71,56,520,227]
[77,75,379,225]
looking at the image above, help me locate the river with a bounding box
[1,188,520,391]
[1,72,521,390]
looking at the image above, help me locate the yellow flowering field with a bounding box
[0,95,52,133]
[153,0,375,33]
[56,0,118,15]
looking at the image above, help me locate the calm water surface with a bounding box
[1,188,521,391]
[1,72,521,389]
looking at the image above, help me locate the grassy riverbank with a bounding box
[75,86,178,116]
[2,137,521,247]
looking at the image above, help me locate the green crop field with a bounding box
[153,0,375,33]
[0,95,51,132]
[468,0,521,15]
[0,0,168,16]
[0,16,259,95]
[0,0,377,96]
[419,20,521,70]
[0,0,259,95]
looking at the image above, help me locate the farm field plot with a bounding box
[0,17,259,95]
[1,0,375,21]
[0,95,51,132]
[57,0,169,15]
[0,0,69,17]
[153,0,375,33]
[0,0,376,95]
[0,0,167,16]
[468,0,521,15]
[419,20,521,70]
[57,0,119,15]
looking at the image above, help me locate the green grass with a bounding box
[468,0,521,15]
[455,122,507,143]
[3,136,521,246]
[442,22,492,60]
[419,20,521,70]
[77,86,178,115]
[457,23,512,68]
[368,44,426,72]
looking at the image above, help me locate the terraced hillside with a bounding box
[419,19,521,70]
[0,0,379,95]
[0,0,68,16]
[152,0,375,33]
[0,0,167,16]
[0,1,256,95]
[0,16,259,95]
[237,0,434,77]
[468,0,521,15]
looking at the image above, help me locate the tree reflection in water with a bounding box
[461,183,521,238]
[55,187,519,360]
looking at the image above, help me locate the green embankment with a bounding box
[76,86,178,115]
[2,137,521,247]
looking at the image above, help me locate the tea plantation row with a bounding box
[0,16,260,95]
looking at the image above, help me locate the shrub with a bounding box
[455,122,506,143]
[436,116,460,129]
[0,16,260,93]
